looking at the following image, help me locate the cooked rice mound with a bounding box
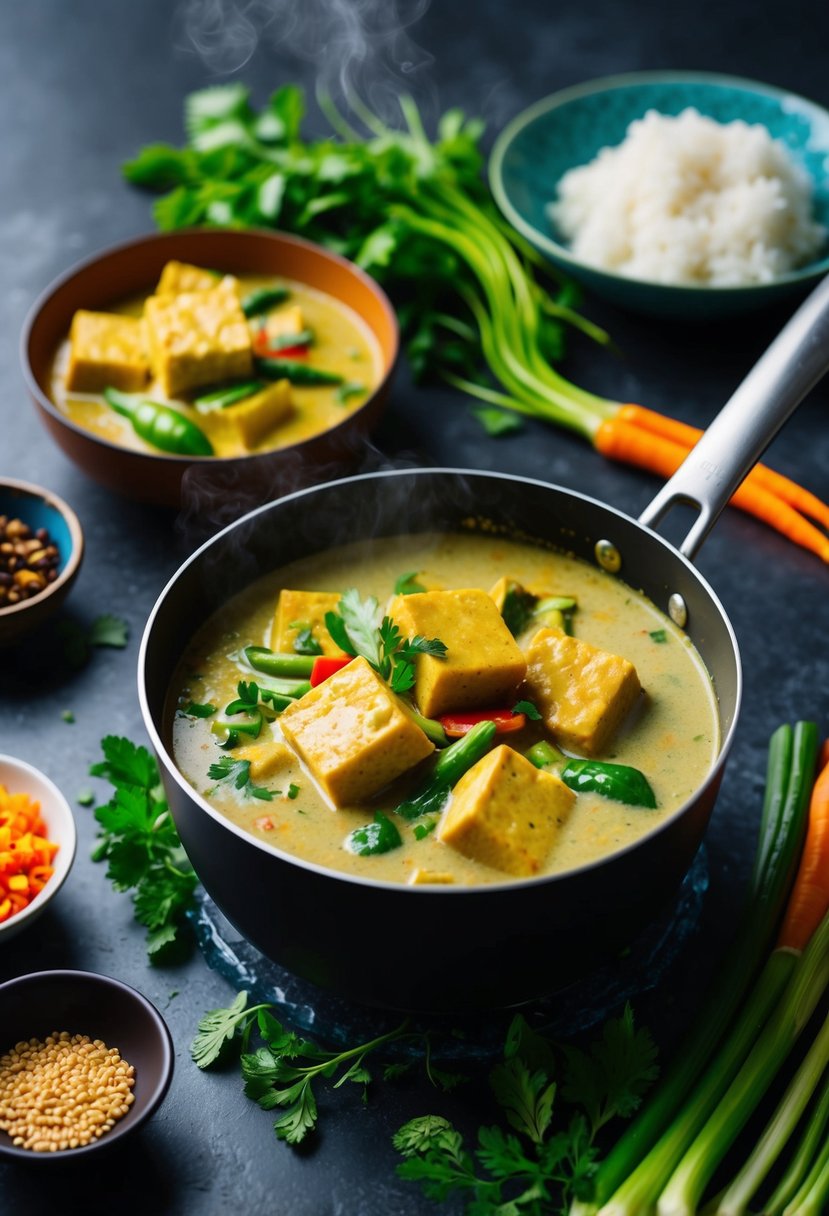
[548,108,826,286]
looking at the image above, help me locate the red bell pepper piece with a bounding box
[439,708,527,738]
[310,656,353,687]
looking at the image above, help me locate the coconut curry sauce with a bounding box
[50,265,382,458]
[168,532,720,886]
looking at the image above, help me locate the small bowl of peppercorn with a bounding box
[0,478,83,645]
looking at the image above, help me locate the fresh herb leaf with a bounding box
[332,588,383,668]
[326,589,446,694]
[76,788,95,807]
[208,756,275,801]
[335,381,366,404]
[191,990,251,1068]
[560,1002,659,1133]
[413,819,437,840]
[394,571,427,596]
[89,735,199,960]
[649,629,668,644]
[182,701,217,718]
[292,627,323,656]
[513,699,542,721]
[88,614,130,648]
[61,709,75,724]
[470,404,523,437]
[287,783,300,800]
[346,810,402,856]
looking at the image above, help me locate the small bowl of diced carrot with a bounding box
[0,756,76,941]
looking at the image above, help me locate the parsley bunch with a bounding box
[394,1006,658,1215]
[325,588,446,694]
[89,736,199,959]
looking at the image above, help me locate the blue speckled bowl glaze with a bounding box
[490,72,829,319]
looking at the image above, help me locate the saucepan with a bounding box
[138,275,829,1013]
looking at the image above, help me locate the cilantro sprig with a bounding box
[207,755,276,801]
[191,991,411,1145]
[325,588,446,694]
[89,736,199,960]
[394,1005,658,1214]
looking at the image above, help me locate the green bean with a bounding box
[241,286,290,317]
[255,357,344,386]
[194,381,265,411]
[396,720,496,820]
[244,646,315,679]
[104,388,213,456]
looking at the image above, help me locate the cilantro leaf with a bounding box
[346,810,402,856]
[191,991,250,1069]
[292,627,323,656]
[560,1003,659,1134]
[649,629,668,644]
[333,588,383,668]
[89,614,129,648]
[182,701,216,718]
[490,1055,556,1146]
[208,756,275,801]
[513,700,542,721]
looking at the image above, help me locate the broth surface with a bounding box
[168,532,720,885]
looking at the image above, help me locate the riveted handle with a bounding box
[638,273,829,561]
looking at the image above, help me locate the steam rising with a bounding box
[176,0,435,121]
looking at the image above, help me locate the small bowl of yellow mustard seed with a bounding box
[0,479,83,645]
[0,970,173,1159]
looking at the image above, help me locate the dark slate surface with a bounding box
[1,1,828,1213]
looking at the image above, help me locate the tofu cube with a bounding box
[272,589,346,658]
[388,589,527,718]
[438,744,575,877]
[155,260,238,297]
[64,310,150,393]
[200,380,292,452]
[144,288,253,398]
[279,656,434,807]
[524,626,641,756]
[235,740,294,782]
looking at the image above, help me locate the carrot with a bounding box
[617,403,829,532]
[776,746,829,952]
[595,416,829,564]
[0,784,58,923]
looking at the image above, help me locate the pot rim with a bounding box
[138,465,742,895]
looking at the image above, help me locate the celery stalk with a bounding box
[657,911,829,1216]
[781,1131,829,1216]
[764,1070,829,1215]
[713,1012,829,1215]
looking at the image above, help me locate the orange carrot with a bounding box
[595,416,829,564]
[617,404,829,531]
[776,747,829,951]
[0,785,58,923]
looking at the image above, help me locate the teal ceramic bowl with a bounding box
[490,71,829,319]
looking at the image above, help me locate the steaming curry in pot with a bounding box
[168,531,720,887]
[50,260,382,459]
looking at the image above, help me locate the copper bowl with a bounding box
[21,228,400,511]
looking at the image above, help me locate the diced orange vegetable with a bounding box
[0,784,58,923]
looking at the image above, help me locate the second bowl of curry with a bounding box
[22,229,399,510]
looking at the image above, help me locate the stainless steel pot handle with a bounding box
[638,273,829,561]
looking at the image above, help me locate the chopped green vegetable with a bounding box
[394,571,427,596]
[346,810,402,856]
[500,584,538,636]
[396,721,496,820]
[526,740,656,809]
[181,701,217,718]
[256,357,344,386]
[194,380,265,411]
[470,404,523,437]
[61,709,75,724]
[241,285,290,317]
[335,380,366,404]
[76,788,95,807]
[287,783,300,800]
[513,699,542,721]
[89,735,199,959]
[413,820,437,841]
[268,327,314,351]
[649,629,668,644]
[89,614,130,648]
[104,387,213,456]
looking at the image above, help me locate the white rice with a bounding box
[547,108,826,286]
